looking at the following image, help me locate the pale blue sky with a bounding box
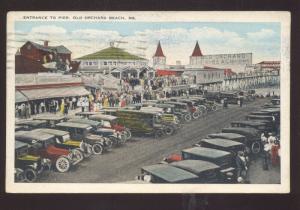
[13,21,281,64]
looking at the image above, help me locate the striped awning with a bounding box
[19,86,90,100]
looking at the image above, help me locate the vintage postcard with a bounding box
[6,11,290,193]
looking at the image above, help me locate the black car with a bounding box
[231,120,273,132]
[16,120,47,131]
[181,147,235,182]
[207,132,246,144]
[222,127,262,154]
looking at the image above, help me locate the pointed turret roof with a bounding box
[153,41,165,57]
[191,41,203,57]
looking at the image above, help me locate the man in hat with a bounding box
[236,151,249,183]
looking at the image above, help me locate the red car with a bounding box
[15,130,82,173]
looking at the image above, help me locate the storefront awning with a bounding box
[20,86,90,100]
[15,90,28,103]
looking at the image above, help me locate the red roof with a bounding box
[257,61,280,64]
[153,41,165,57]
[191,41,203,56]
[156,69,183,76]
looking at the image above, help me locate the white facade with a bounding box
[183,68,224,84]
[78,59,148,71]
[188,53,252,73]
[153,56,166,68]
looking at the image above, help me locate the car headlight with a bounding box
[32,162,38,169]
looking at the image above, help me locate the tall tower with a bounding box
[153,41,166,67]
[190,41,203,65]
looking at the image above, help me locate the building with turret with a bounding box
[152,41,166,68]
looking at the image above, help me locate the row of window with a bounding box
[82,61,147,66]
[203,72,223,80]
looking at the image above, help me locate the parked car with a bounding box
[89,114,132,140]
[33,116,66,128]
[137,163,200,183]
[55,122,109,154]
[181,147,235,182]
[155,103,191,123]
[207,133,246,144]
[75,111,104,118]
[246,114,276,130]
[15,140,51,182]
[262,98,280,108]
[161,101,193,122]
[231,120,273,133]
[169,160,221,183]
[219,91,243,104]
[116,110,168,138]
[194,138,246,156]
[251,108,280,124]
[16,120,47,131]
[15,125,26,131]
[67,118,121,146]
[15,131,81,173]
[221,127,262,154]
[170,98,202,119]
[36,128,92,158]
[203,91,220,102]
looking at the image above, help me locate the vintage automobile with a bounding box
[138,107,181,132]
[181,147,235,182]
[219,91,243,104]
[75,111,104,118]
[168,99,201,119]
[89,114,132,140]
[67,118,121,146]
[231,120,273,133]
[33,116,66,128]
[15,120,47,131]
[194,138,246,156]
[222,127,262,154]
[246,114,276,129]
[188,96,218,113]
[207,132,246,144]
[262,98,280,108]
[36,128,93,158]
[115,109,166,138]
[251,108,280,124]
[169,160,221,183]
[15,131,81,173]
[15,140,51,182]
[15,125,26,131]
[203,91,220,102]
[55,122,109,154]
[155,103,191,123]
[137,163,200,183]
[169,98,202,119]
[160,101,193,122]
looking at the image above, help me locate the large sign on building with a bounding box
[190,53,252,66]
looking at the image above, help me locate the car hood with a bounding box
[47,145,69,156]
[18,155,40,161]
[64,140,81,147]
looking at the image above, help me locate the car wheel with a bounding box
[15,169,25,182]
[124,128,132,140]
[212,105,217,111]
[55,156,71,173]
[164,125,175,135]
[251,141,261,154]
[92,143,103,155]
[24,168,37,182]
[184,114,192,122]
[105,138,113,149]
[192,111,200,119]
[73,149,84,162]
[83,144,93,158]
[201,108,207,115]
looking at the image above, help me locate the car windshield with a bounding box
[44,138,56,147]
[16,147,28,157]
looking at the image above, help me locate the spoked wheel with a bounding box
[164,125,175,136]
[73,149,84,162]
[92,143,104,155]
[105,139,113,149]
[184,114,192,122]
[124,128,132,140]
[83,144,93,158]
[24,168,37,182]
[251,141,261,154]
[211,105,217,111]
[192,111,201,119]
[55,156,71,173]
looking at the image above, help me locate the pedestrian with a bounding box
[263,134,272,170]
[64,103,68,116]
[40,101,45,113]
[60,99,65,114]
[223,98,228,109]
[239,97,244,107]
[72,97,77,109]
[236,151,249,183]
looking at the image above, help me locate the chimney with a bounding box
[44,40,49,47]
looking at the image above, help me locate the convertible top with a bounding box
[182,147,231,159]
[201,138,244,148]
[170,160,220,176]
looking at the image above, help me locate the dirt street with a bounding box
[37,97,280,183]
